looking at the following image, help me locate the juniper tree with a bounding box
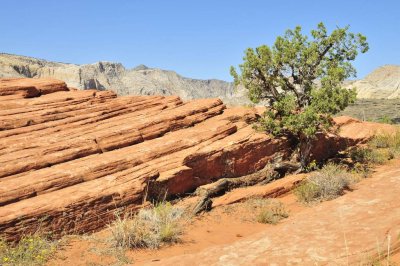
[231,22,368,169]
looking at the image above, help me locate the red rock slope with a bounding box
[0,78,290,241]
[0,78,393,242]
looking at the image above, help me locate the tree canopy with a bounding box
[231,22,369,168]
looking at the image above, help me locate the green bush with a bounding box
[295,164,351,203]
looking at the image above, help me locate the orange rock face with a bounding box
[0,78,68,99]
[0,78,394,242]
[0,78,289,241]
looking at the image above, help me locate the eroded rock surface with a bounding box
[0,78,393,242]
[0,78,284,241]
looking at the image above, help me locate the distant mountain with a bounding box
[345,65,400,99]
[0,53,399,103]
[0,53,249,105]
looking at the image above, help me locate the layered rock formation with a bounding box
[0,53,249,105]
[0,78,392,242]
[0,78,285,241]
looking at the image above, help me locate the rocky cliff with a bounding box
[0,53,249,105]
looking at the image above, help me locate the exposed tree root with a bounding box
[191,160,301,215]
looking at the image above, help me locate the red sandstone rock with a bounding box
[308,116,397,162]
[0,78,68,98]
[0,78,396,241]
[335,116,397,143]
[0,78,287,240]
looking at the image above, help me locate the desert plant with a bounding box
[108,202,184,250]
[350,146,391,165]
[256,201,289,224]
[0,234,57,266]
[351,162,372,178]
[360,234,400,266]
[295,164,351,203]
[377,115,394,124]
[371,133,395,149]
[231,22,368,169]
[370,130,400,155]
[246,198,289,224]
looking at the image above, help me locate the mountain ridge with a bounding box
[0,53,249,105]
[345,64,400,99]
[0,53,399,101]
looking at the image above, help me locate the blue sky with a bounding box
[0,0,399,81]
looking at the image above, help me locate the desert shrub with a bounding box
[0,234,57,266]
[370,130,400,155]
[295,164,351,203]
[350,147,389,165]
[256,201,289,224]
[109,202,184,249]
[246,198,289,224]
[351,162,372,178]
[371,133,393,149]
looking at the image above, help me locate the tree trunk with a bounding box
[299,137,313,170]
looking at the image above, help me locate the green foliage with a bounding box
[0,234,57,266]
[304,159,318,172]
[295,164,352,203]
[350,130,400,167]
[377,115,394,124]
[231,22,368,168]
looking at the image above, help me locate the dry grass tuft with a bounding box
[108,202,184,250]
[350,146,390,165]
[295,164,352,203]
[370,130,400,156]
[257,202,289,224]
[349,130,400,167]
[246,198,289,225]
